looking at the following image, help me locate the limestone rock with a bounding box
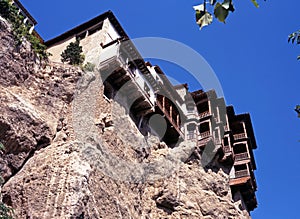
[0,16,251,219]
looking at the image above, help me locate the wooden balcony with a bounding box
[234,152,249,162]
[229,175,251,186]
[200,131,210,139]
[233,133,247,141]
[156,95,184,138]
[199,111,211,119]
[235,169,250,178]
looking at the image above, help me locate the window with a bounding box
[197,101,209,114]
[187,103,194,113]
[187,123,196,140]
[224,137,229,146]
[199,122,210,133]
[233,143,247,154]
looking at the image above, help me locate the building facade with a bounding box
[45,11,258,213]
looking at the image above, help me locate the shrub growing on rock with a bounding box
[61,38,85,66]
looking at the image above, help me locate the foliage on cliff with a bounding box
[0,0,49,59]
[0,202,14,219]
[61,38,85,65]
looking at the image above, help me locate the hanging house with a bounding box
[45,10,258,213]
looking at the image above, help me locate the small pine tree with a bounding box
[61,38,85,65]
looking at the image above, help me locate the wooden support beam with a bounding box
[162,96,165,113]
[170,105,173,122]
[242,122,247,138]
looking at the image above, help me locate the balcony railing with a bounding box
[200,131,210,139]
[199,111,210,119]
[156,98,183,137]
[233,133,247,141]
[234,152,249,161]
[235,169,250,178]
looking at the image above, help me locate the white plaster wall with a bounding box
[148,66,162,84]
[103,19,120,45]
[175,86,187,100]
[47,18,121,65]
[229,166,235,179]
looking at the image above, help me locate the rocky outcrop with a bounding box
[0,18,82,183]
[0,16,250,218]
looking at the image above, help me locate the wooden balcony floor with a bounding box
[229,176,251,186]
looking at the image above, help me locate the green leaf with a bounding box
[251,0,259,8]
[196,11,213,29]
[214,3,229,23]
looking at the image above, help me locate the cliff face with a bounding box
[0,17,250,219]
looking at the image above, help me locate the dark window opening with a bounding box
[233,143,247,154]
[187,123,196,131]
[197,101,209,114]
[224,137,229,146]
[103,81,115,99]
[232,122,244,134]
[235,164,247,171]
[199,122,210,133]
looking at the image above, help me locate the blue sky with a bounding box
[20,1,300,218]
